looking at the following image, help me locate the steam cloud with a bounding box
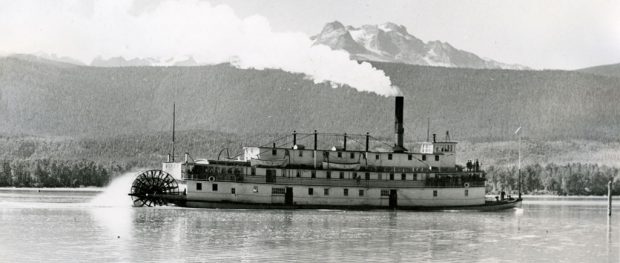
[0,0,401,96]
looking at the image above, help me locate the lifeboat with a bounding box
[250,158,289,167]
[322,161,361,170]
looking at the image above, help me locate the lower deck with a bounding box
[183,180,485,208]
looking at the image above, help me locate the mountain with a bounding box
[577,63,620,78]
[0,56,618,141]
[313,21,527,70]
[91,56,198,67]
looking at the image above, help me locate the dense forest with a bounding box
[1,57,620,140]
[0,159,116,187]
[2,157,618,196]
[486,163,620,195]
[1,57,619,193]
[1,132,618,195]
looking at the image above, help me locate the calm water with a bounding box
[1,180,619,262]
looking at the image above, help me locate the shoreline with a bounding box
[0,187,104,192]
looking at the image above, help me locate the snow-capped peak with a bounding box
[313,21,528,70]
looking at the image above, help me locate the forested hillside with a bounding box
[578,63,620,78]
[1,57,619,141]
[1,57,619,192]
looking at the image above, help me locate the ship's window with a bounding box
[401,173,406,180]
[251,167,256,176]
[337,152,342,158]
[380,189,390,196]
[365,173,370,180]
[350,152,355,159]
[272,188,286,195]
[465,190,469,197]
[433,190,438,197]
[422,155,426,161]
[308,188,314,195]
[253,186,258,193]
[272,149,277,155]
[408,154,412,160]
[344,188,349,196]
[375,154,379,160]
[359,190,364,196]
[266,169,276,183]
[339,172,344,179]
[389,173,394,180]
[388,154,392,160]
[326,171,331,179]
[196,183,202,191]
[324,188,329,196]
[231,188,236,194]
[299,151,303,157]
[435,155,440,161]
[311,171,316,178]
[212,184,218,191]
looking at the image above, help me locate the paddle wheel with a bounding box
[129,170,180,207]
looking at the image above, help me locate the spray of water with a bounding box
[0,0,400,96]
[90,170,140,207]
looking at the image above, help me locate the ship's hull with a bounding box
[178,196,521,211]
[175,180,504,210]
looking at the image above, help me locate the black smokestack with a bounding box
[393,96,407,153]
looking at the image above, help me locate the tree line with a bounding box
[0,159,126,187]
[486,162,620,195]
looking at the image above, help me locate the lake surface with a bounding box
[1,180,619,262]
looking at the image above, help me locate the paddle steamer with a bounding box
[130,96,520,210]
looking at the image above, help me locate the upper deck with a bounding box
[243,131,459,172]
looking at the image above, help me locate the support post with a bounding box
[314,130,317,150]
[365,132,370,152]
[293,130,297,146]
[609,180,613,216]
[344,133,347,151]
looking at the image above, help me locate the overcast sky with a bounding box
[211,0,620,70]
[2,0,619,70]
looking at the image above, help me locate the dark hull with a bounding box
[179,198,522,212]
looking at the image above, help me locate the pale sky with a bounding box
[2,0,619,70]
[210,0,620,70]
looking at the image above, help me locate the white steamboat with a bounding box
[129,96,520,210]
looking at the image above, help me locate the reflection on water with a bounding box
[0,190,619,262]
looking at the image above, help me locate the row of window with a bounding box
[196,183,469,197]
[270,149,441,162]
[298,171,424,181]
[307,187,363,197]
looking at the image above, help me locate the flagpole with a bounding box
[514,126,522,200]
[515,126,521,200]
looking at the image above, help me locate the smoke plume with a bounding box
[0,0,401,96]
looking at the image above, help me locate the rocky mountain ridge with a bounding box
[312,21,527,70]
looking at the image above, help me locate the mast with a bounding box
[515,126,522,199]
[172,103,176,162]
[518,133,521,199]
